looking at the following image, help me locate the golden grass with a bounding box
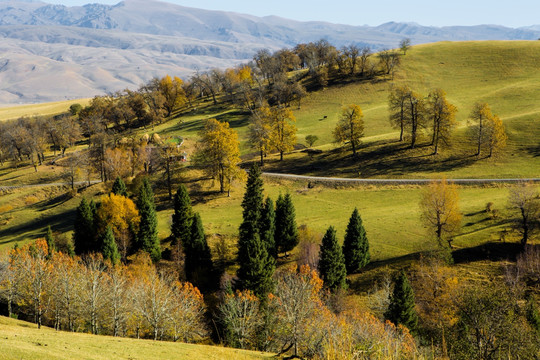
[0,316,272,360]
[0,98,90,121]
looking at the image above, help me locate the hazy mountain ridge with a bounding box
[1,0,540,104]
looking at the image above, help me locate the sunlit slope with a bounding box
[0,316,271,360]
[0,99,90,121]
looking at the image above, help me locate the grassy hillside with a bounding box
[0,316,271,360]
[0,98,90,121]
[146,41,540,179]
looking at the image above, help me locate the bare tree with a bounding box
[509,182,540,246]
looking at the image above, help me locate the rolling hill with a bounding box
[2,0,540,104]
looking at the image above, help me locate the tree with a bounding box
[260,197,276,259]
[95,193,140,261]
[508,182,540,246]
[136,178,161,262]
[248,108,273,166]
[426,88,458,155]
[485,115,507,157]
[420,178,462,248]
[318,226,347,291]
[184,213,213,289]
[275,193,299,255]
[101,226,120,265]
[73,197,96,255]
[158,75,186,117]
[219,290,263,349]
[406,90,426,148]
[195,118,242,195]
[342,208,370,274]
[469,102,494,156]
[171,184,193,246]
[269,107,297,161]
[273,265,327,358]
[333,104,364,155]
[305,135,318,148]
[400,38,412,55]
[111,177,128,197]
[388,85,412,142]
[384,270,418,334]
[45,225,56,254]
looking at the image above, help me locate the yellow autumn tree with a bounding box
[195,118,243,195]
[269,107,297,161]
[420,178,462,248]
[469,102,494,156]
[485,115,507,158]
[426,89,458,155]
[248,106,273,166]
[95,193,140,260]
[333,104,365,155]
[158,75,186,117]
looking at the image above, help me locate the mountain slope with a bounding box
[2,0,540,104]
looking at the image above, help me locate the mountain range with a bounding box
[1,0,540,104]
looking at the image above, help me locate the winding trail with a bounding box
[0,180,100,192]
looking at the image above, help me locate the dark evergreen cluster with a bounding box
[73,197,97,255]
[136,178,161,262]
[342,208,370,273]
[318,226,347,290]
[384,270,418,333]
[111,176,129,197]
[236,165,277,298]
[275,193,298,255]
[171,185,214,290]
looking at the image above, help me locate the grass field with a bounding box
[0,98,90,121]
[0,316,271,360]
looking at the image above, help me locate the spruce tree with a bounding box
[260,197,276,258]
[73,197,96,255]
[171,185,193,246]
[237,221,275,298]
[101,226,120,265]
[342,208,370,274]
[185,213,214,288]
[45,225,56,254]
[318,226,347,291]
[237,164,274,297]
[111,177,128,197]
[136,178,161,262]
[384,271,418,333]
[275,193,299,255]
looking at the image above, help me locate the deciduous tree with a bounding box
[388,85,412,142]
[269,107,297,161]
[469,102,493,156]
[333,104,364,155]
[195,119,242,194]
[485,114,507,157]
[426,88,458,155]
[508,182,540,246]
[420,178,462,248]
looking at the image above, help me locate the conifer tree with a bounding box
[385,271,418,333]
[111,176,128,197]
[101,226,120,265]
[185,213,214,288]
[136,178,161,262]
[45,225,56,254]
[342,208,370,274]
[171,184,193,246]
[275,193,299,255]
[73,197,96,255]
[237,222,275,298]
[237,164,274,297]
[260,197,276,258]
[318,226,347,291]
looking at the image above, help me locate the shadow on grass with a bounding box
[262,139,480,178]
[527,144,540,157]
[0,209,75,246]
[452,242,524,263]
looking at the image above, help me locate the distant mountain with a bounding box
[1,0,540,104]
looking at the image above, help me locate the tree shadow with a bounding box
[452,242,524,263]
